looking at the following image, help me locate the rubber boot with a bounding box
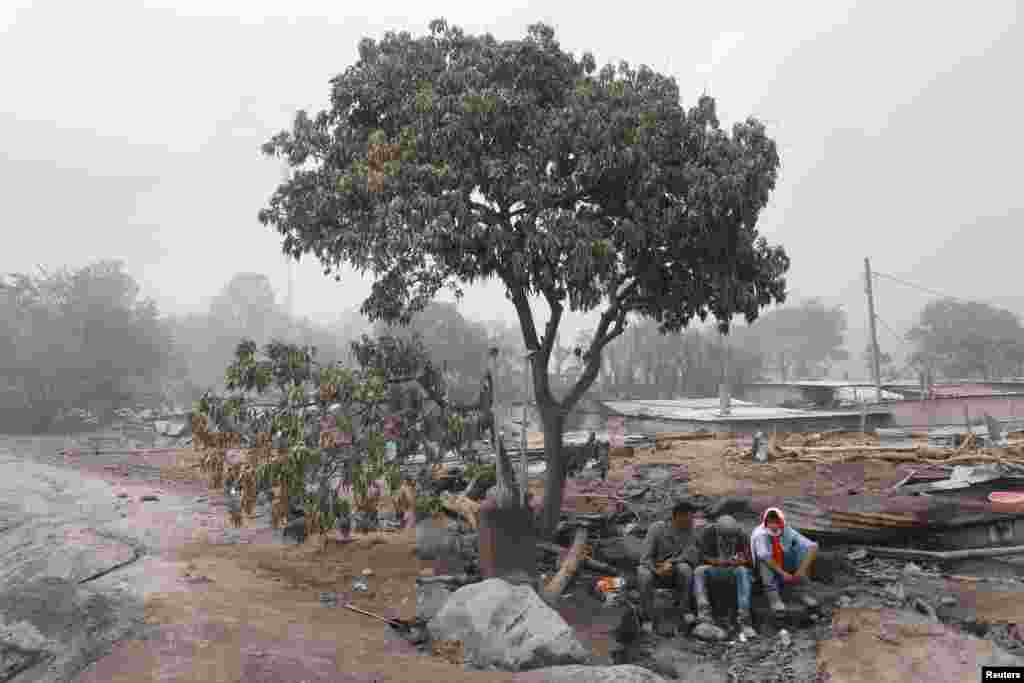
[766,590,786,615]
[737,609,757,639]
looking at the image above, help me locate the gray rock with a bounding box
[416,582,452,622]
[427,578,588,671]
[512,665,668,682]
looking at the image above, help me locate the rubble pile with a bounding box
[390,431,1024,681]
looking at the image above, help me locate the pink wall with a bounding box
[885,394,1024,429]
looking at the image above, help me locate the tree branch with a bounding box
[559,284,636,412]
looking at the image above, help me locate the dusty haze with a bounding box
[2,0,1021,372]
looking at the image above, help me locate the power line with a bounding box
[874,314,910,348]
[872,270,1021,315]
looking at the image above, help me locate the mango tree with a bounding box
[191,334,515,541]
[258,20,789,537]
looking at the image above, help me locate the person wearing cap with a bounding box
[637,499,701,633]
[750,507,819,615]
[692,515,757,638]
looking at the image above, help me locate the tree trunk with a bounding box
[537,408,566,539]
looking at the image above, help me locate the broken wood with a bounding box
[440,493,480,530]
[537,541,618,575]
[793,445,921,454]
[343,603,410,630]
[543,527,589,600]
[655,432,715,444]
[865,544,1024,562]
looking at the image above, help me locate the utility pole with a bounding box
[864,257,882,403]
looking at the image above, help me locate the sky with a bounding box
[1,0,1021,372]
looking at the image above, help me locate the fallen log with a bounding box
[543,527,589,600]
[440,493,480,530]
[537,541,618,575]
[865,544,1024,562]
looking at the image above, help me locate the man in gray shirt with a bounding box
[637,499,701,633]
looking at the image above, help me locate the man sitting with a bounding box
[750,507,820,615]
[637,499,701,633]
[692,515,757,639]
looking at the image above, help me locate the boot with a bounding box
[766,591,786,615]
[695,600,713,625]
[737,609,757,639]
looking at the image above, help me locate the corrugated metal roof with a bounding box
[602,399,890,423]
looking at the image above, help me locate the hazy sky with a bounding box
[2,0,1021,363]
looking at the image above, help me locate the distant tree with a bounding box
[209,272,285,342]
[0,261,175,431]
[373,301,491,403]
[259,20,788,536]
[907,298,1024,379]
[739,299,848,380]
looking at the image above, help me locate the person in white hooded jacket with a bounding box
[749,507,819,614]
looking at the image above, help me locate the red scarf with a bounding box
[763,507,786,567]
[771,534,784,567]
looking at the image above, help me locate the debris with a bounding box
[139,495,159,502]
[537,542,618,575]
[440,493,481,530]
[903,562,923,575]
[352,578,369,592]
[319,591,339,606]
[342,603,411,631]
[778,629,792,647]
[884,583,906,602]
[847,549,868,561]
[692,622,728,641]
[940,596,958,606]
[912,598,938,621]
[362,568,374,577]
[543,527,589,601]
[866,543,1024,562]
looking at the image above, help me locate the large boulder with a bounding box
[427,578,589,671]
[512,664,668,682]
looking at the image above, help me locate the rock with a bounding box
[692,622,728,641]
[416,582,453,622]
[427,578,588,671]
[512,665,668,682]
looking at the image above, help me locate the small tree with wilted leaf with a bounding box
[191,334,510,541]
[259,19,789,536]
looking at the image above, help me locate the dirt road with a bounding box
[0,437,511,683]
